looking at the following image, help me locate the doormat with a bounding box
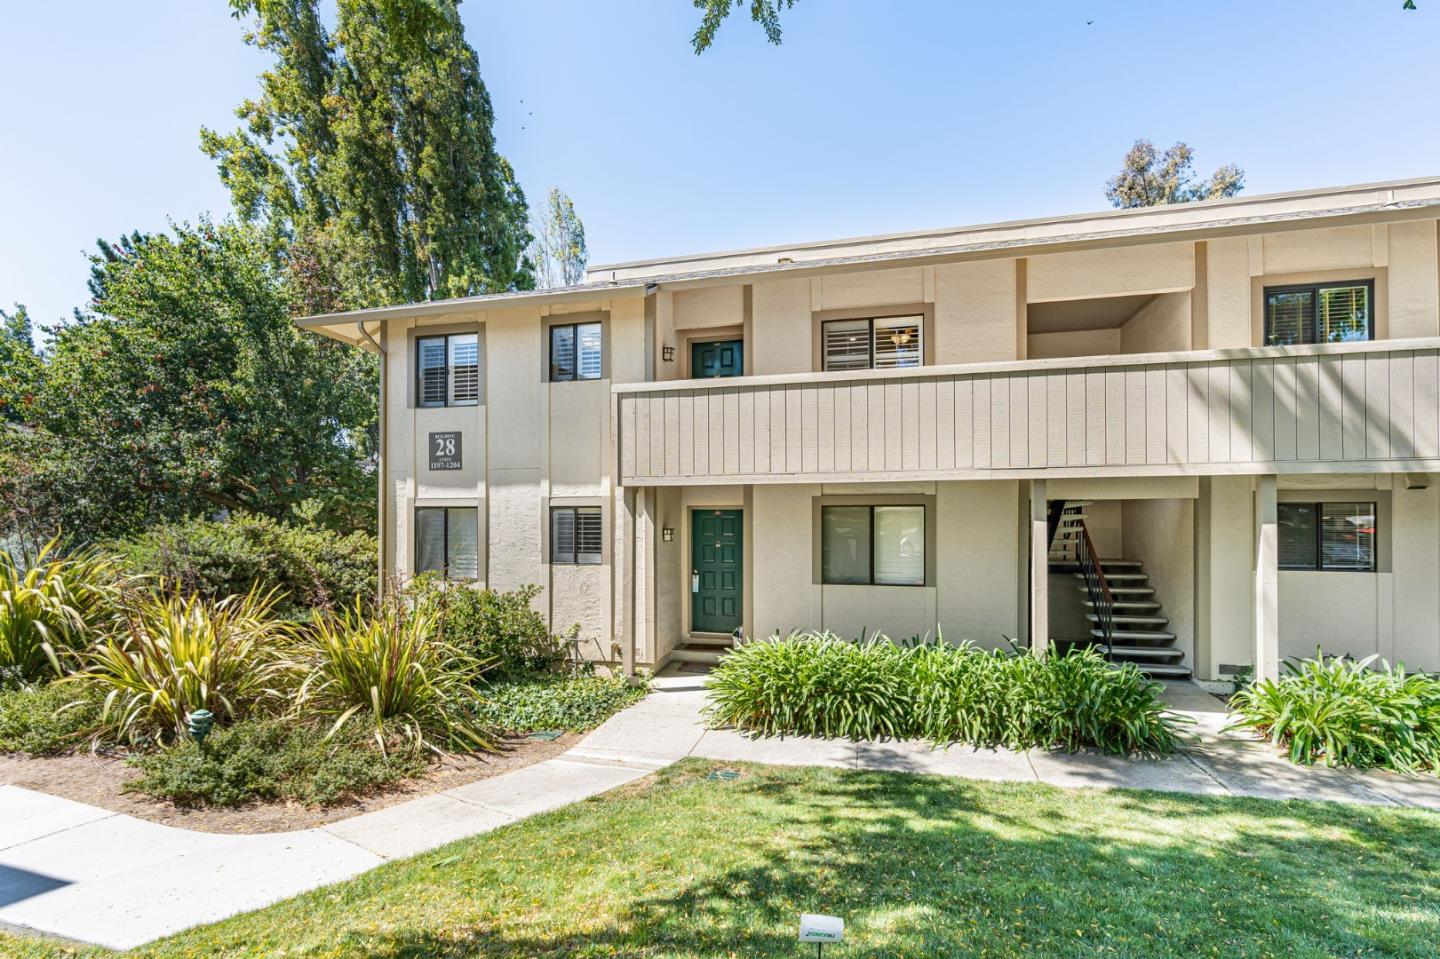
[678,662,713,674]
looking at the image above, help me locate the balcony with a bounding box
[614,339,1440,486]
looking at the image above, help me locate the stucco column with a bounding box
[1029,479,1049,657]
[1254,475,1279,682]
[615,485,637,679]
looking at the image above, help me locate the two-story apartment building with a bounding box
[300,176,1440,686]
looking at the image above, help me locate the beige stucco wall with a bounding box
[1027,241,1194,303]
[1121,291,1191,353]
[1121,498,1195,666]
[1026,328,1120,359]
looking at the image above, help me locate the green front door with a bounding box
[691,509,742,634]
[691,339,743,378]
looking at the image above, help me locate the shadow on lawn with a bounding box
[345,765,1440,959]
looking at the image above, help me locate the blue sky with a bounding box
[3,1,1437,333]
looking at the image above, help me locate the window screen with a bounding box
[820,505,925,585]
[551,506,602,564]
[1264,282,1372,346]
[550,322,603,381]
[822,316,923,371]
[415,507,479,580]
[1278,502,1375,572]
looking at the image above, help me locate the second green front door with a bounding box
[691,339,743,378]
[692,509,742,634]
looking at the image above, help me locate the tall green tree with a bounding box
[1105,140,1245,208]
[692,0,796,53]
[0,306,42,425]
[202,0,533,312]
[25,222,377,540]
[529,188,588,288]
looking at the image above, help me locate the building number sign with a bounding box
[429,431,462,471]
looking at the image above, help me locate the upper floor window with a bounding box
[1279,501,1376,572]
[550,322,603,381]
[551,506,602,564]
[822,316,923,372]
[416,333,480,408]
[1264,281,1373,346]
[415,506,480,580]
[820,505,925,586]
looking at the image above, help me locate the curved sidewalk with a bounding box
[3,676,1439,950]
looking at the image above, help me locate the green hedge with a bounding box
[405,579,572,677]
[0,682,100,755]
[705,633,1182,754]
[1229,650,1440,772]
[108,515,376,618]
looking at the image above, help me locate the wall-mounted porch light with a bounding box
[662,345,676,362]
[662,527,674,542]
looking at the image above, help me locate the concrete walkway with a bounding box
[4,675,1440,950]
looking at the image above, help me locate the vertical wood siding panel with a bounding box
[629,396,645,479]
[799,386,817,473]
[1085,370,1105,466]
[918,379,938,471]
[1046,372,1067,468]
[1008,374,1028,468]
[935,378,955,470]
[851,383,868,472]
[665,393,681,476]
[723,388,741,474]
[620,397,637,481]
[1066,371,1086,466]
[737,389,754,475]
[1296,357,1322,461]
[834,381,852,473]
[693,390,711,475]
[989,377,1010,469]
[1124,367,1147,465]
[885,380,905,471]
[1365,353,1391,460]
[1207,362,1230,463]
[867,382,886,472]
[954,378,974,469]
[1184,364,1206,464]
[902,379,922,470]
[1027,373,1047,467]
[709,390,726,475]
[786,386,804,473]
[1273,358,1298,461]
[1390,352,1415,459]
[754,389,771,475]
[816,384,835,473]
[1414,350,1440,458]
[1228,360,1252,464]
[1251,359,1276,463]
[1145,367,1167,464]
[678,391,695,475]
[1104,369,1125,465]
[1340,353,1367,461]
[1165,367,1188,465]
[974,377,992,469]
[1317,355,1343,460]
[770,387,787,474]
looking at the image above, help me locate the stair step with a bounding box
[669,646,726,665]
[1079,586,1156,597]
[1137,663,1193,678]
[1081,572,1148,582]
[684,634,737,648]
[1086,614,1170,626]
[1084,600,1161,611]
[1096,645,1185,660]
[1099,559,1142,569]
[1092,629,1178,642]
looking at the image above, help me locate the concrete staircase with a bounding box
[668,633,736,668]
[1078,558,1189,678]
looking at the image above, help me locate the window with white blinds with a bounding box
[415,507,480,580]
[1264,281,1373,346]
[550,322,603,381]
[820,505,926,586]
[416,333,480,407]
[1278,502,1376,572]
[822,316,923,371]
[551,506,602,564]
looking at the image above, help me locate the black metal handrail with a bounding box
[1074,520,1115,661]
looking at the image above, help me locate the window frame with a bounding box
[414,506,480,581]
[549,321,604,382]
[1278,501,1377,572]
[1262,279,1375,346]
[821,313,925,372]
[414,332,480,408]
[550,505,604,565]
[819,503,927,587]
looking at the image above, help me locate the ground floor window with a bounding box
[1279,501,1376,571]
[551,506,603,564]
[821,505,925,585]
[415,507,480,580]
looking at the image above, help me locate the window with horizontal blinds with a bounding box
[415,507,479,580]
[417,337,448,407]
[1264,281,1372,345]
[822,316,922,371]
[551,506,602,564]
[449,334,480,405]
[820,505,925,586]
[550,322,602,381]
[1278,502,1376,571]
[417,333,479,407]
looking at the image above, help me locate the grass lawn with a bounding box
[7,758,1440,958]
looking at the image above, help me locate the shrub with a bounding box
[406,579,571,677]
[1228,650,1440,772]
[291,602,491,754]
[706,632,1182,754]
[126,718,427,807]
[0,682,101,755]
[471,671,648,734]
[0,540,131,685]
[109,515,376,618]
[75,588,292,746]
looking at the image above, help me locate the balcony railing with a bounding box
[614,338,1440,486]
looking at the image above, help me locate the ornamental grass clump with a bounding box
[707,632,1182,754]
[75,586,291,746]
[291,601,493,754]
[0,540,132,685]
[1228,650,1440,772]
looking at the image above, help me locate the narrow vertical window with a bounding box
[551,506,603,564]
[417,336,448,407]
[415,507,479,580]
[449,333,480,405]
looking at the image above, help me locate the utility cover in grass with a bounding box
[526,730,564,741]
